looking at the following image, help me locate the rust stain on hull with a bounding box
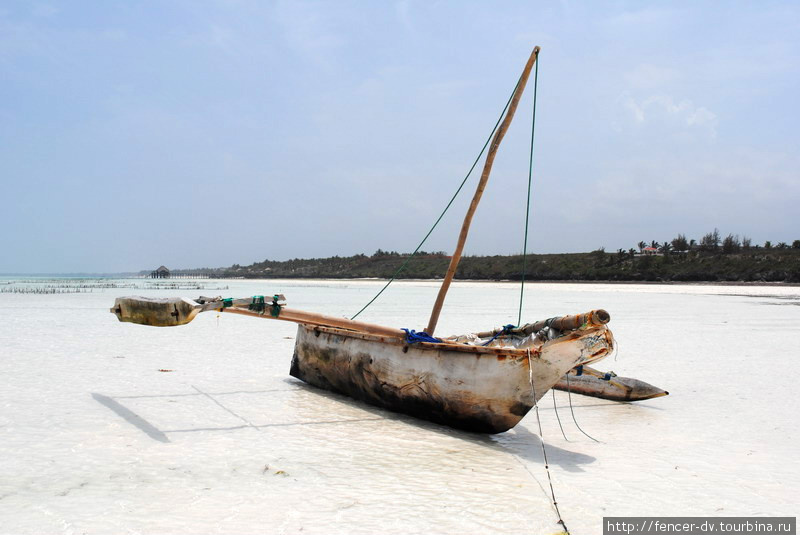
[290,324,614,434]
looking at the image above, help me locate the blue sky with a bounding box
[1,1,798,273]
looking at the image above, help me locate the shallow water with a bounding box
[1,278,798,534]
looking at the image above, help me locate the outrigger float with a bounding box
[554,366,668,402]
[112,46,663,433]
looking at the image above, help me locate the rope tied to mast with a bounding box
[517,56,539,326]
[350,69,526,321]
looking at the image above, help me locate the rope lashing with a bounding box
[401,329,442,344]
[482,324,516,346]
[248,295,266,313]
[573,366,614,381]
[270,295,282,318]
[246,295,283,316]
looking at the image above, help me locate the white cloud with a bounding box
[587,148,800,238]
[621,93,717,138]
[686,106,716,129]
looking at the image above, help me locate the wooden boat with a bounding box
[112,296,615,433]
[290,314,614,433]
[554,366,668,402]
[111,45,619,433]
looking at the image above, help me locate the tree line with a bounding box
[200,231,800,283]
[627,229,799,256]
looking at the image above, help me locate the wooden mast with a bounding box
[425,46,540,336]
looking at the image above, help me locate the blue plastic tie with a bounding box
[402,329,442,344]
[482,324,517,346]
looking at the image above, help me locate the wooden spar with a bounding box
[473,309,611,339]
[110,295,405,338]
[221,307,405,338]
[520,309,609,335]
[425,46,540,336]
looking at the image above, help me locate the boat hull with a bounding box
[554,369,668,402]
[290,324,614,433]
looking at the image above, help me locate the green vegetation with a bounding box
[198,231,800,283]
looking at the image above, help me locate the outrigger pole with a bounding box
[425,46,540,336]
[111,295,405,338]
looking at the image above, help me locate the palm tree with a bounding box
[671,234,689,251]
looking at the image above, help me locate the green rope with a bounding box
[351,75,524,320]
[270,294,282,318]
[249,295,265,313]
[518,58,539,327]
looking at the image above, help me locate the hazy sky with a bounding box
[1,1,798,273]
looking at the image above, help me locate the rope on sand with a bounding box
[565,374,601,443]
[527,350,570,535]
[552,389,569,441]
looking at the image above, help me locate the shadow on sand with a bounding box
[92,393,170,443]
[92,378,597,471]
[283,379,597,472]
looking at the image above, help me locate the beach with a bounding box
[0,278,797,534]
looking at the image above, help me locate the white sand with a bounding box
[0,279,797,534]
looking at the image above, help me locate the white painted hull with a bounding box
[290,324,614,433]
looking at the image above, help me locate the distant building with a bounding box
[150,266,170,278]
[642,247,659,256]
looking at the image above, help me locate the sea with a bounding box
[0,277,797,534]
